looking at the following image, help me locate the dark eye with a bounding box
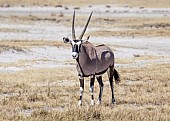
[63,37,70,43]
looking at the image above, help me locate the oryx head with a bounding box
[63,11,93,59]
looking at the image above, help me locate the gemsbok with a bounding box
[63,11,120,106]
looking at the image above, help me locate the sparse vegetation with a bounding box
[0,0,170,8]
[0,0,170,120]
[0,63,169,120]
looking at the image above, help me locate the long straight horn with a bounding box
[79,11,93,40]
[72,11,76,40]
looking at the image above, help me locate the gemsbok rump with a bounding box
[63,11,120,106]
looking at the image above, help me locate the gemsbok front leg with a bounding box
[89,75,95,105]
[79,76,84,106]
[96,76,104,104]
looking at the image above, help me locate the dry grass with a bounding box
[89,28,170,38]
[0,63,169,120]
[59,16,170,30]
[0,0,170,120]
[0,40,68,53]
[0,0,113,7]
[87,17,170,37]
[0,60,30,68]
[113,0,170,8]
[0,0,170,8]
[0,40,66,48]
[116,55,164,64]
[0,28,28,33]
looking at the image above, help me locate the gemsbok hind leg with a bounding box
[107,66,116,104]
[89,75,95,105]
[78,76,84,106]
[96,76,104,104]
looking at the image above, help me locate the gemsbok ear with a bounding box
[86,36,90,40]
[63,37,71,44]
[82,36,90,43]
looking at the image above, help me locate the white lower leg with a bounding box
[97,100,101,105]
[97,86,103,105]
[78,100,82,106]
[90,85,95,105]
[91,99,95,105]
[78,87,83,106]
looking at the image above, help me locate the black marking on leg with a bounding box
[79,96,82,100]
[90,75,95,87]
[110,78,115,102]
[91,95,94,100]
[79,78,84,89]
[97,76,104,102]
[90,75,95,102]
[79,77,84,104]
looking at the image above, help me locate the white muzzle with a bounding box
[72,52,78,59]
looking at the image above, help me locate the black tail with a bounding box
[113,69,121,84]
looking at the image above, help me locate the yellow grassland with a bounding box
[0,63,169,120]
[0,0,170,8]
[0,0,170,120]
[0,40,68,53]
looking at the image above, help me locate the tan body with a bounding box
[76,42,114,77]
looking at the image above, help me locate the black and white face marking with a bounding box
[71,40,82,59]
[63,37,90,59]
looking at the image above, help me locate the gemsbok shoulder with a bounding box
[63,11,120,106]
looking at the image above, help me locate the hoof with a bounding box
[96,100,101,105]
[112,99,116,104]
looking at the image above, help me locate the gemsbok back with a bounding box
[63,11,120,106]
